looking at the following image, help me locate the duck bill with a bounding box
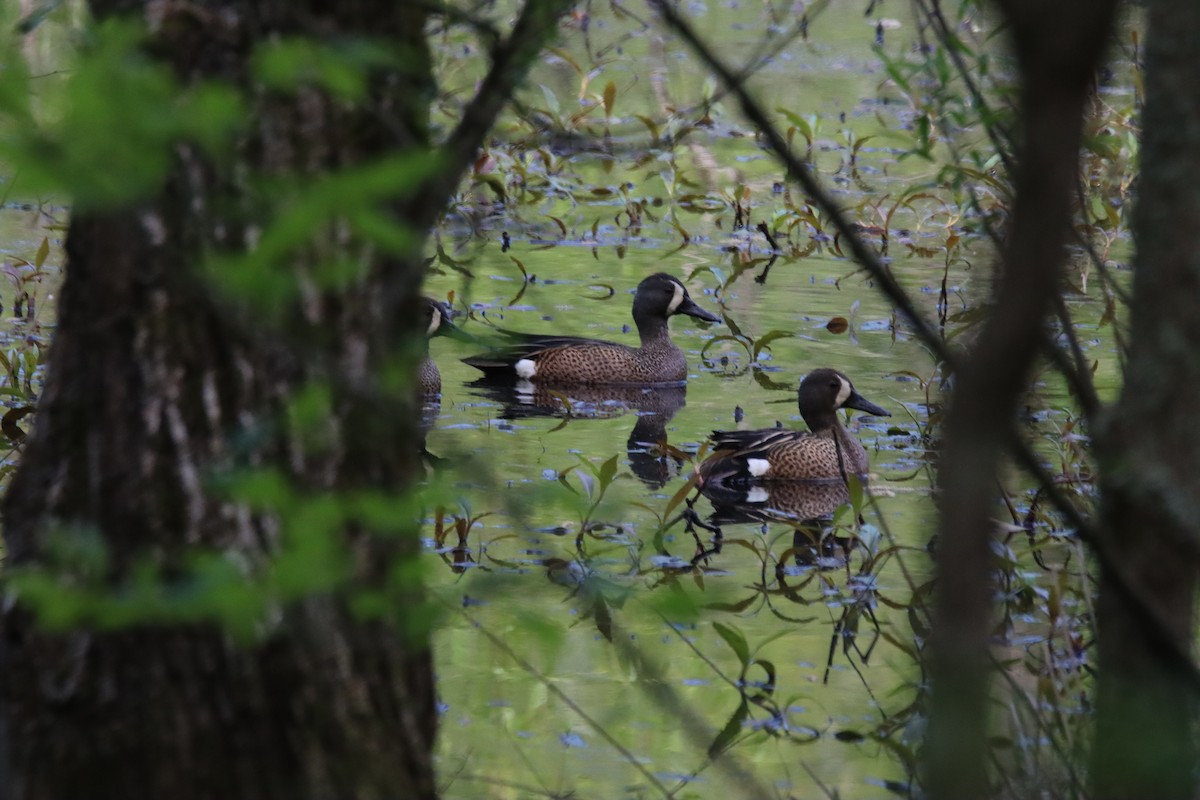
[845,389,890,417]
[676,296,721,323]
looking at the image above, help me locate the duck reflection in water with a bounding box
[692,479,857,569]
[468,380,688,488]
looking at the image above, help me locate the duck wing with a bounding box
[708,427,805,458]
[463,328,645,384]
[462,330,607,371]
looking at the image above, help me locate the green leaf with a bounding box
[750,658,777,694]
[707,699,749,759]
[664,473,698,517]
[598,454,618,489]
[847,473,864,513]
[713,621,750,667]
[33,237,49,268]
[539,84,560,117]
[751,329,794,360]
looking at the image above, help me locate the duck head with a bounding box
[632,273,721,325]
[797,368,890,431]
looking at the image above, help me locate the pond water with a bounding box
[420,4,1099,796]
[424,245,938,797]
[0,1,1134,797]
[418,2,1127,795]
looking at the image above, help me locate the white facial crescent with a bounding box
[834,376,852,408]
[666,282,685,314]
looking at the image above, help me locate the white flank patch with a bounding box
[426,308,441,336]
[747,458,771,477]
[666,282,685,314]
[835,376,852,408]
[515,358,538,379]
[745,486,769,503]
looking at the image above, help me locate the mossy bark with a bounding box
[1,4,438,798]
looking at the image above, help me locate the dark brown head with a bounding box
[796,368,890,431]
[422,297,458,339]
[631,273,721,334]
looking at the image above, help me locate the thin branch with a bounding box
[416,0,574,221]
[651,0,946,356]
[1049,292,1102,420]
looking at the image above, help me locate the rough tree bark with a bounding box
[1,3,436,798]
[1092,1,1200,796]
[1,0,573,792]
[924,1,1117,797]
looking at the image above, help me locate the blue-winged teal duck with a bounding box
[419,297,458,395]
[462,273,719,385]
[697,368,889,484]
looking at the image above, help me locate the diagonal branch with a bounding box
[651,0,945,355]
[413,0,574,225]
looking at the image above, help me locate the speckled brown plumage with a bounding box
[514,338,688,383]
[462,273,719,385]
[697,368,889,484]
[418,355,441,395]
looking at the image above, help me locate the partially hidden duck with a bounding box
[419,297,459,396]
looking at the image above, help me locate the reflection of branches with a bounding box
[908,0,1109,427]
[823,592,883,704]
[652,0,942,350]
[652,5,1200,796]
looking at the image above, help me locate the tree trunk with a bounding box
[1092,1,1200,796]
[924,1,1116,796]
[1,4,440,798]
